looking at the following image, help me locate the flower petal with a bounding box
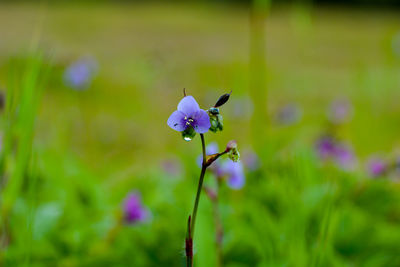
[177,96,200,116]
[228,174,245,190]
[167,110,186,131]
[206,142,219,155]
[123,193,148,223]
[192,109,211,133]
[197,142,220,168]
[223,161,245,190]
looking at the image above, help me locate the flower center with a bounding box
[184,116,194,126]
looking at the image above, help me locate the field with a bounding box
[1,2,400,266]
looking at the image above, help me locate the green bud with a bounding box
[226,140,240,162]
[182,126,196,141]
[228,148,240,162]
[208,107,220,115]
[208,108,223,133]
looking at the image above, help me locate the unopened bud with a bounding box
[208,108,223,133]
[226,140,240,162]
[214,91,232,108]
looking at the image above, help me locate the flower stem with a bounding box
[186,133,207,266]
[185,216,193,267]
[191,134,206,234]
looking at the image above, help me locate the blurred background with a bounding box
[1,0,400,266]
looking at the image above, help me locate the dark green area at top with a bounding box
[2,0,400,8]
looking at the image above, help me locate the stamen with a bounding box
[185,117,194,126]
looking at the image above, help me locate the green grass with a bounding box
[0,2,400,266]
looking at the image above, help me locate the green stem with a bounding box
[190,133,206,239]
[186,133,207,267]
[186,252,192,267]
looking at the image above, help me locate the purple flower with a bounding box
[64,58,97,90]
[315,137,336,159]
[123,192,148,224]
[315,136,356,170]
[223,160,245,190]
[328,99,353,124]
[167,96,211,136]
[206,142,219,155]
[197,144,246,189]
[333,144,356,170]
[367,157,387,177]
[197,142,224,177]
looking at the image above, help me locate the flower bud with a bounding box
[214,91,231,108]
[208,107,219,115]
[208,108,223,133]
[226,140,237,150]
[226,140,240,162]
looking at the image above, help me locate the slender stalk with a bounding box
[190,133,206,235]
[186,247,192,267]
[186,133,207,266]
[185,134,232,266]
[186,216,193,267]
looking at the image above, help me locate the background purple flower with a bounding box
[64,58,98,90]
[167,96,210,134]
[333,144,356,170]
[315,136,336,159]
[123,192,148,224]
[327,98,353,124]
[223,160,245,190]
[197,144,246,189]
[206,142,219,155]
[315,136,357,170]
[197,142,224,177]
[367,157,387,177]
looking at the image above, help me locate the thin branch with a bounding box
[186,133,207,267]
